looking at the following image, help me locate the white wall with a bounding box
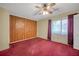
[51,33,68,44]
[0,7,9,51]
[74,14,79,50]
[37,20,48,39]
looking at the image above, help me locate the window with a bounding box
[62,19,68,35]
[52,18,68,35]
[52,20,61,34]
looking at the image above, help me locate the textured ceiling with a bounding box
[0,3,79,21]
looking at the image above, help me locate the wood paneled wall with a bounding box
[10,15,37,43]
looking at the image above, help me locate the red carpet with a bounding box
[0,37,79,56]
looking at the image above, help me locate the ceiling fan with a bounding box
[34,3,58,15]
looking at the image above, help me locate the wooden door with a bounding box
[15,17,25,41]
[10,15,16,42]
[24,19,37,39]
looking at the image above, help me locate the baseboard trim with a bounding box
[10,37,36,44]
[0,46,9,51]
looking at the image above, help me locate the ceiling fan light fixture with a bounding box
[42,11,49,15]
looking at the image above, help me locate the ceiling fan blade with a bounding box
[34,9,41,15]
[35,6,41,8]
[48,7,59,11]
[47,8,59,14]
[48,3,56,6]
[49,11,53,14]
[53,8,59,11]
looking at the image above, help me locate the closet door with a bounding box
[24,19,37,39]
[74,14,79,50]
[10,15,16,42]
[24,19,31,38]
[15,17,25,41]
[30,20,37,37]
